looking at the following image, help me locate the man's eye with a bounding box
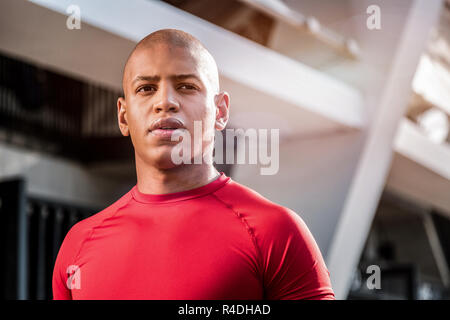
[178,84,196,90]
[137,86,155,93]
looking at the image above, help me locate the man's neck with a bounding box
[135,157,220,195]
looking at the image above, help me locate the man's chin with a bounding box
[153,158,181,170]
[147,149,183,170]
[139,145,203,170]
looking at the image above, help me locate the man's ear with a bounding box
[117,97,130,136]
[214,91,230,131]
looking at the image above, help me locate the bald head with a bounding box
[122,29,220,97]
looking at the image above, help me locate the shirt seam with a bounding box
[72,193,133,267]
[131,178,231,204]
[209,192,265,290]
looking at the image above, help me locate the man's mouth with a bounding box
[153,127,177,131]
[148,117,186,139]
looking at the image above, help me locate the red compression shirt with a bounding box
[52,172,335,300]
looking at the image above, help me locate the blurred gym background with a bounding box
[0,0,449,300]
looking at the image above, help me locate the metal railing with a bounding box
[0,177,99,300]
[0,52,128,163]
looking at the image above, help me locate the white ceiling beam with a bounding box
[27,0,365,129]
[394,118,450,180]
[239,0,360,58]
[413,54,450,115]
[326,0,443,299]
[385,152,450,219]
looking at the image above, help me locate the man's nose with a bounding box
[153,84,180,113]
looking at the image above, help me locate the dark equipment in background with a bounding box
[0,177,99,300]
[0,53,133,164]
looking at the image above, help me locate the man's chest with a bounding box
[70,221,262,299]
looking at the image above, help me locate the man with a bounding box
[52,29,335,300]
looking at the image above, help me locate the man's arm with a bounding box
[258,207,335,300]
[52,253,71,300]
[52,222,88,300]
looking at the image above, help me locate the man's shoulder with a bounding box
[53,190,133,271]
[63,190,133,244]
[213,178,304,229]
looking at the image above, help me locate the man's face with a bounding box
[118,44,222,169]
